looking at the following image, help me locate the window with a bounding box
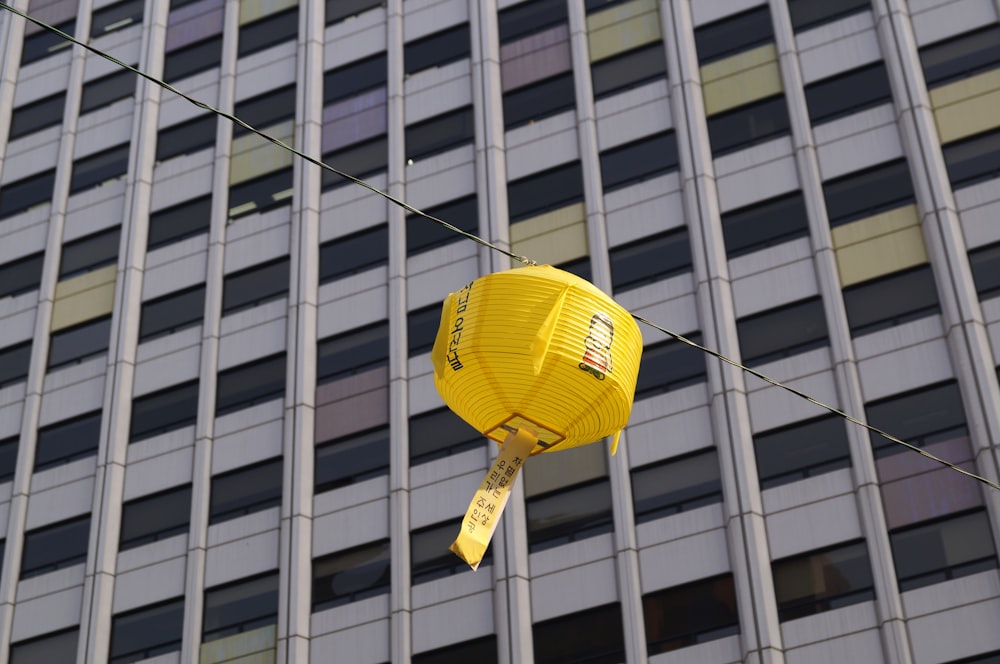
[610,229,691,292]
[109,599,184,664]
[312,540,391,611]
[164,36,223,81]
[412,519,489,584]
[970,242,1000,298]
[9,92,64,139]
[585,0,630,10]
[600,132,679,191]
[59,226,120,278]
[788,0,870,32]
[755,415,851,488]
[80,70,136,114]
[0,169,56,219]
[203,572,279,642]
[406,195,477,256]
[694,6,772,64]
[736,297,828,366]
[919,25,1000,88]
[119,485,192,550]
[129,381,199,442]
[947,652,1000,664]
[503,72,576,129]
[534,603,624,664]
[721,191,810,257]
[526,479,613,552]
[707,95,790,156]
[405,106,474,162]
[634,333,706,399]
[414,636,498,664]
[139,284,206,341]
[407,305,442,356]
[238,8,298,57]
[319,224,388,282]
[891,510,998,591]
[0,437,17,483]
[843,265,940,335]
[321,137,388,189]
[21,20,74,65]
[632,449,723,523]
[35,411,101,471]
[0,252,44,298]
[209,458,282,524]
[823,159,915,226]
[70,144,130,194]
[317,322,389,383]
[944,128,1000,189]
[404,23,470,75]
[156,115,216,161]
[148,196,211,249]
[48,316,112,369]
[91,0,143,37]
[0,342,32,388]
[324,53,387,104]
[508,162,583,222]
[10,628,79,664]
[865,381,966,458]
[221,257,290,314]
[228,168,293,218]
[326,0,381,25]
[21,515,91,578]
[234,86,296,135]
[592,43,666,99]
[498,0,566,43]
[409,407,482,465]
[773,541,875,621]
[556,257,592,282]
[643,575,739,655]
[315,426,390,493]
[216,353,286,415]
[805,62,891,125]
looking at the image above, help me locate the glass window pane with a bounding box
[319,224,388,282]
[413,636,498,664]
[823,159,914,226]
[534,603,624,664]
[238,8,297,57]
[312,540,391,610]
[21,20,75,65]
[634,333,706,399]
[91,0,143,37]
[324,53,387,104]
[234,85,296,135]
[969,242,1000,299]
[321,136,388,189]
[736,297,829,366]
[498,0,566,43]
[315,426,390,493]
[0,252,45,298]
[222,257,290,314]
[109,599,184,663]
[404,23,470,75]
[721,191,809,257]
[755,415,852,488]
[632,449,723,523]
[80,70,136,113]
[326,0,381,25]
[0,170,56,220]
[148,196,212,249]
[11,629,79,664]
[317,323,389,383]
[409,407,482,464]
[156,115,216,161]
[407,305,442,356]
[507,162,583,222]
[526,479,613,552]
[216,353,286,415]
[943,128,1000,190]
[643,575,739,655]
[865,381,966,457]
[0,437,18,483]
[788,0,870,32]
[9,92,65,139]
[610,229,691,292]
[600,131,678,191]
[919,25,1000,87]
[805,61,891,125]
[35,411,102,470]
[503,73,575,129]
[120,485,192,550]
[164,36,223,81]
[412,520,489,584]
[0,342,32,388]
[130,380,199,441]
[48,316,112,370]
[209,458,282,524]
[228,168,293,218]
[405,106,474,162]
[406,195,478,256]
[773,541,875,621]
[21,516,91,578]
[707,95,790,156]
[203,572,279,640]
[139,285,206,341]
[592,43,666,99]
[891,510,998,591]
[70,144,131,194]
[843,265,940,335]
[59,226,120,277]
[694,6,772,64]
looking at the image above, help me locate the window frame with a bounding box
[312,540,391,611]
[129,380,200,442]
[119,484,193,550]
[215,353,287,416]
[315,426,390,493]
[208,457,283,525]
[21,515,91,578]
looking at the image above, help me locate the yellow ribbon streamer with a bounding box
[450,427,538,569]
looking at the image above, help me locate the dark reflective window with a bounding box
[209,458,282,524]
[508,162,583,222]
[319,224,388,282]
[164,36,223,81]
[110,599,184,664]
[526,479,613,552]
[238,8,297,57]
[234,86,296,135]
[788,0,870,32]
[317,322,389,383]
[409,407,482,465]
[600,131,678,191]
[59,226,120,278]
[0,436,17,483]
[222,257,290,314]
[694,6,772,64]
[48,316,112,369]
[737,297,828,366]
[556,257,592,282]
[891,510,998,591]
[592,43,666,99]
[148,196,212,249]
[634,333,706,399]
[156,115,216,161]
[9,92,65,139]
[610,229,691,292]
[80,70,135,114]
[322,137,388,189]
[406,195,478,256]
[326,0,382,25]
[91,0,143,37]
[947,651,1000,664]
[722,191,810,257]
[414,636,498,664]
[35,411,101,471]
[70,144,130,193]
[805,62,891,125]
[139,285,205,341]
[843,265,940,336]
[407,305,441,356]
[823,159,915,226]
[773,541,874,621]
[21,515,91,578]
[324,53,387,104]
[503,72,575,129]
[130,381,199,442]
[755,415,851,488]
[707,95,790,156]
[585,0,630,11]
[405,106,474,162]
[944,128,1000,190]
[0,252,44,298]
[216,353,286,415]
[315,426,390,493]
[534,603,624,664]
[643,575,739,655]
[203,572,279,641]
[312,540,391,611]
[920,25,1000,88]
[632,449,723,523]
[10,628,79,664]
[498,0,566,43]
[229,168,293,218]
[412,519,490,584]
[0,342,32,388]
[21,20,74,65]
[404,23,470,75]
[0,169,56,219]
[970,242,1000,299]
[865,381,966,458]
[120,485,192,550]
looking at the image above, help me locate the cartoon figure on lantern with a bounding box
[579,312,614,380]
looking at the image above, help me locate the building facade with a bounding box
[1,0,1000,661]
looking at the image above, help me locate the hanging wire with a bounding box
[2,1,997,492]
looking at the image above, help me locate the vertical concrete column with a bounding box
[661,3,784,663]
[0,0,28,170]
